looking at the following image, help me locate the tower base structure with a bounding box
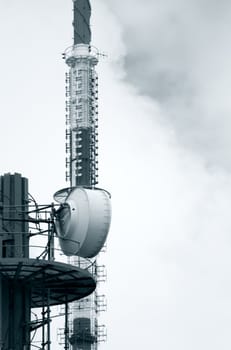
[0,173,96,349]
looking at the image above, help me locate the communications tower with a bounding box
[56,0,111,349]
[65,0,98,188]
[0,1,111,349]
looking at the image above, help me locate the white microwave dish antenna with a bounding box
[54,187,111,258]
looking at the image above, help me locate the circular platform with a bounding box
[0,258,96,307]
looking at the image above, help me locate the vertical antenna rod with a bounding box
[73,0,91,45]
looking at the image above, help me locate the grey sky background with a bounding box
[1,0,231,349]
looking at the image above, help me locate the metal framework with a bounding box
[60,1,107,349]
[0,173,96,350]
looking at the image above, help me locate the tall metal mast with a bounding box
[64,1,106,349]
[65,0,99,188]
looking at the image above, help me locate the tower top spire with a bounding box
[73,0,91,45]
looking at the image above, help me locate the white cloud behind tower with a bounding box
[93,1,231,349]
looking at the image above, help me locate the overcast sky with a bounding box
[1,0,231,349]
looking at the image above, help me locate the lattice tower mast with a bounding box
[64,1,103,349]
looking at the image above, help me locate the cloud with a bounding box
[101,72,231,348]
[101,0,231,171]
[92,1,231,349]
